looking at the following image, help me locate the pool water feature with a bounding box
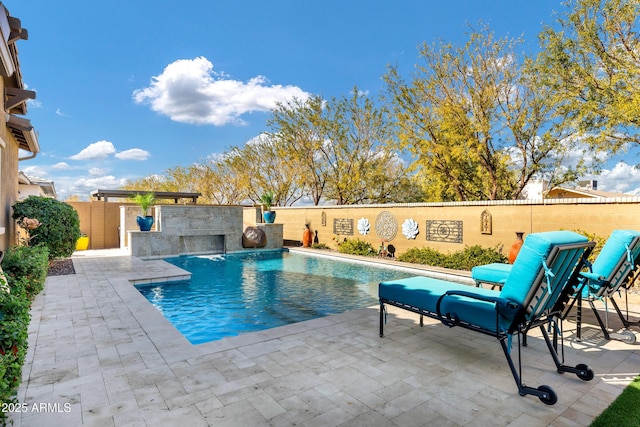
[136,250,415,344]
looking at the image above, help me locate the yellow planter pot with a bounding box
[76,236,89,251]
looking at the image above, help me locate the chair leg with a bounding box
[498,334,558,405]
[540,325,594,381]
[379,302,384,337]
[588,299,612,340]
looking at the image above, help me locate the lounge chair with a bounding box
[379,231,595,405]
[472,229,640,343]
[570,229,640,343]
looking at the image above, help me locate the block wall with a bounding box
[272,198,640,256]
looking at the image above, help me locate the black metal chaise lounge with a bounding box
[472,229,640,343]
[569,229,640,343]
[378,231,595,405]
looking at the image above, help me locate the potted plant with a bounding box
[260,191,276,224]
[130,192,156,231]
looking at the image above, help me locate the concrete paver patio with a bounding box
[8,250,640,426]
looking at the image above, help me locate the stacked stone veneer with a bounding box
[126,205,283,258]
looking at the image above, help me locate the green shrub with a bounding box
[311,243,330,250]
[398,247,447,266]
[2,245,49,299]
[446,245,508,270]
[12,196,81,260]
[337,238,377,256]
[0,279,31,415]
[398,244,507,271]
[572,229,606,263]
[0,245,49,415]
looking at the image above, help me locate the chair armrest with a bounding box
[435,290,521,326]
[579,271,606,282]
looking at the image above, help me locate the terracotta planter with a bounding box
[508,232,525,264]
[302,227,313,247]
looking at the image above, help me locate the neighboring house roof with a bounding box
[18,171,57,199]
[545,186,632,199]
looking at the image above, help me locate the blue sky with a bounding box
[9,0,640,200]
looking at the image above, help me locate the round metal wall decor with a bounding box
[375,211,398,241]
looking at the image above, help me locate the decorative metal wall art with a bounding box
[426,220,463,243]
[357,217,370,235]
[375,211,398,241]
[481,210,492,235]
[321,211,327,227]
[401,218,419,239]
[333,218,354,235]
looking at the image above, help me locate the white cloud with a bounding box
[70,140,116,160]
[587,162,640,195]
[88,167,109,176]
[52,162,70,170]
[133,56,311,126]
[115,148,150,160]
[21,165,47,177]
[55,108,68,117]
[69,175,128,196]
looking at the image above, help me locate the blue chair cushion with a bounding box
[499,231,588,310]
[471,263,511,286]
[379,276,504,332]
[582,229,640,296]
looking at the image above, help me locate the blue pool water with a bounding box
[136,250,415,344]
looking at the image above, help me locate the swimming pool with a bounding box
[136,250,415,344]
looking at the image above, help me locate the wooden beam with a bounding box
[5,87,36,111]
[7,16,27,43]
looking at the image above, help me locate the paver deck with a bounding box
[8,250,640,426]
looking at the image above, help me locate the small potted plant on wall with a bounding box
[131,192,156,231]
[260,191,276,224]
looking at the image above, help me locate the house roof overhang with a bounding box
[0,3,38,158]
[6,113,39,154]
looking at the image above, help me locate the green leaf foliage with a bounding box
[398,244,507,271]
[336,238,377,256]
[0,246,49,416]
[2,246,49,300]
[12,196,81,260]
[129,192,156,215]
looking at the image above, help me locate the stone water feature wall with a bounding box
[127,205,247,258]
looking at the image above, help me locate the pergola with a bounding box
[90,189,201,204]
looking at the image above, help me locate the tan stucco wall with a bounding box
[272,199,640,256]
[0,98,20,251]
[71,198,640,256]
[68,201,125,250]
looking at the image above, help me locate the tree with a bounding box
[384,26,585,201]
[268,95,328,205]
[268,90,416,204]
[223,134,304,206]
[122,174,180,194]
[538,0,640,155]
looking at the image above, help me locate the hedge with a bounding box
[0,245,49,421]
